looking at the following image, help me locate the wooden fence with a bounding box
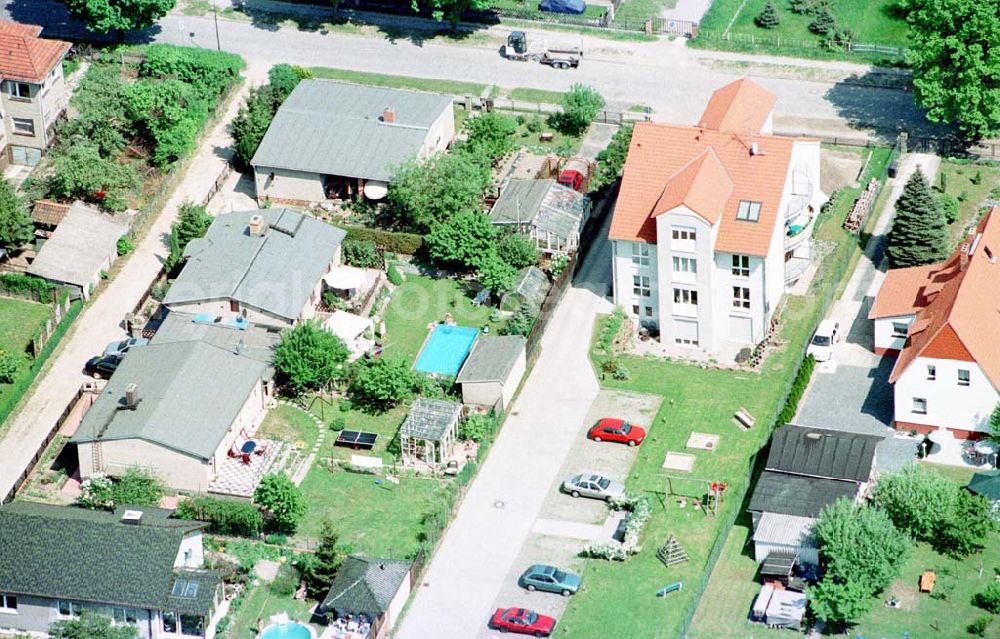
[29,295,74,358]
[525,254,575,359]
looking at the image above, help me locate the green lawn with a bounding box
[256,404,321,451]
[0,297,50,354]
[226,565,316,639]
[934,160,1000,247]
[508,112,586,156]
[558,147,895,639]
[614,0,678,26]
[507,87,567,104]
[309,67,488,97]
[296,466,443,557]
[382,275,504,364]
[693,0,909,62]
[306,396,409,464]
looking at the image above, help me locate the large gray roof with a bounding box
[766,424,880,482]
[163,209,345,322]
[490,179,588,241]
[0,502,217,613]
[27,201,127,288]
[748,471,858,518]
[250,80,454,182]
[456,335,526,384]
[153,311,280,368]
[71,341,267,460]
[321,556,412,615]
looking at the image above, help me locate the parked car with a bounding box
[103,337,149,358]
[806,319,840,362]
[561,473,625,501]
[490,607,556,636]
[84,354,122,379]
[518,565,581,596]
[588,417,646,446]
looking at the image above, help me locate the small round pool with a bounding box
[259,622,314,639]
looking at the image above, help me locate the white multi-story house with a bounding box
[869,207,1000,439]
[609,78,826,357]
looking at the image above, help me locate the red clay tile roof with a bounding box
[868,262,954,319]
[0,20,70,84]
[653,148,732,225]
[608,121,796,256]
[31,200,71,226]
[698,78,776,134]
[888,208,1000,386]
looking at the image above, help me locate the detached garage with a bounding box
[456,335,527,412]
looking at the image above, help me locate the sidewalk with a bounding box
[0,76,256,500]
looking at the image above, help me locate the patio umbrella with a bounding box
[968,470,1000,501]
[324,266,366,290]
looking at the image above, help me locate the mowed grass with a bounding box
[934,160,1000,246]
[694,0,909,60]
[256,404,321,451]
[296,467,443,557]
[382,275,503,364]
[309,66,488,97]
[0,297,50,354]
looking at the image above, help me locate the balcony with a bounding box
[785,166,815,220]
[785,217,813,250]
[784,256,811,284]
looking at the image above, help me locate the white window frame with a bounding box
[736,200,762,222]
[732,286,750,310]
[673,287,698,306]
[0,594,16,613]
[113,607,139,625]
[926,365,936,381]
[7,81,30,99]
[57,601,83,619]
[11,117,34,136]
[670,227,696,252]
[891,322,909,339]
[912,397,927,415]
[958,369,971,386]
[632,275,651,298]
[672,256,697,274]
[631,243,650,267]
[731,254,750,278]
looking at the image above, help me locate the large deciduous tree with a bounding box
[63,0,176,36]
[348,357,421,411]
[872,463,958,542]
[886,168,951,267]
[0,179,31,252]
[906,0,1000,140]
[272,321,350,395]
[425,211,497,270]
[253,473,306,534]
[387,152,491,232]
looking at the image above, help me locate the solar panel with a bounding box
[171,580,199,598]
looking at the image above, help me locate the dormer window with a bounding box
[736,200,761,222]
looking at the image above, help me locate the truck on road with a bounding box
[503,31,583,69]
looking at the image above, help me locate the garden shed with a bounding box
[399,398,463,467]
[456,335,527,412]
[500,266,550,313]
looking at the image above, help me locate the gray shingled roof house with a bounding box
[71,335,272,493]
[747,424,881,566]
[456,335,527,412]
[490,179,590,253]
[0,502,221,639]
[27,202,127,299]
[163,209,346,328]
[251,80,455,206]
[320,556,412,636]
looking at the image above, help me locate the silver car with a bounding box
[561,473,625,501]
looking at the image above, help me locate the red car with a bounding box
[490,608,556,636]
[588,418,646,446]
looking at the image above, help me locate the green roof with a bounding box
[968,471,1000,500]
[490,179,588,241]
[0,502,216,612]
[163,209,346,322]
[455,335,526,384]
[71,340,267,460]
[251,80,454,182]
[321,556,411,615]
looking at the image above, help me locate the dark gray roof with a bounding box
[766,424,880,482]
[251,80,453,182]
[456,335,526,384]
[165,570,221,615]
[321,556,411,615]
[0,502,216,613]
[153,311,280,368]
[399,398,462,443]
[27,202,127,288]
[490,179,588,240]
[748,471,858,518]
[71,341,267,460]
[163,209,345,322]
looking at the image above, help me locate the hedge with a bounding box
[0,299,82,431]
[175,495,264,537]
[333,224,423,255]
[777,354,816,426]
[0,273,54,300]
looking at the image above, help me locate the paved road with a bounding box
[0,76,258,500]
[150,9,932,140]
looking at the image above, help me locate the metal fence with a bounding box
[696,29,907,58]
[525,254,575,359]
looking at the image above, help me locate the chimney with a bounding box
[750,142,759,156]
[986,246,996,264]
[960,242,971,271]
[248,214,267,236]
[121,510,143,525]
[382,107,396,124]
[125,383,140,409]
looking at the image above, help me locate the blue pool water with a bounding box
[259,622,312,639]
[414,324,479,377]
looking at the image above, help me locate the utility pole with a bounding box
[213,0,222,51]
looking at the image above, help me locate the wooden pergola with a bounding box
[399,398,462,467]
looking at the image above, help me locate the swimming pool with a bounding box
[414,324,479,377]
[259,622,314,639]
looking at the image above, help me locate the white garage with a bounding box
[456,335,527,413]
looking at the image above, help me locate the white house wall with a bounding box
[254,166,325,203]
[210,380,268,472]
[655,207,718,351]
[752,541,819,566]
[174,531,205,569]
[385,572,412,632]
[501,349,527,410]
[423,104,456,156]
[79,438,212,493]
[873,314,914,354]
[894,357,998,435]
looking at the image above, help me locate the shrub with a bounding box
[254,473,306,534]
[526,115,544,133]
[231,85,282,170]
[116,235,134,256]
[592,124,634,191]
[48,143,140,212]
[550,252,570,278]
[460,413,498,442]
[582,495,650,560]
[175,495,265,537]
[596,308,627,354]
[140,44,244,99]
[329,416,346,431]
[267,64,311,100]
[968,615,991,636]
[497,233,540,270]
[78,473,115,510]
[971,170,983,185]
[552,83,605,136]
[349,357,422,411]
[973,582,1000,614]
[387,262,403,286]
[270,564,299,597]
[111,466,166,507]
[0,178,31,251]
[334,224,424,255]
[500,303,536,336]
[165,202,213,271]
[0,273,53,298]
[755,0,780,28]
[342,239,382,268]
[460,111,517,165]
[938,192,960,223]
[0,350,26,384]
[777,354,815,425]
[123,78,210,166]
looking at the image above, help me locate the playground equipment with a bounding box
[656,534,689,568]
[656,582,683,597]
[664,475,729,516]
